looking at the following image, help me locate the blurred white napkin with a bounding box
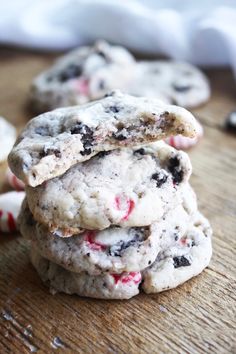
[0,0,236,75]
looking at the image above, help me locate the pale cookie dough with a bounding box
[0,116,16,163]
[8,91,198,187]
[25,141,191,235]
[128,61,210,108]
[31,41,136,112]
[30,248,141,300]
[30,209,211,299]
[142,211,212,294]
[20,202,160,275]
[19,183,197,275]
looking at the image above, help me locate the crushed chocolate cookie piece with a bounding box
[104,105,121,114]
[172,83,192,92]
[133,148,146,155]
[173,256,191,268]
[96,151,111,158]
[40,147,61,158]
[70,123,94,155]
[168,156,183,184]
[108,228,145,257]
[58,63,82,82]
[112,132,127,141]
[151,171,168,187]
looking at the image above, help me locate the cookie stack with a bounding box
[9,92,212,299]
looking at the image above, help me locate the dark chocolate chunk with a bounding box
[70,123,94,155]
[70,123,92,136]
[104,105,120,114]
[112,132,126,141]
[96,50,111,63]
[225,111,236,134]
[40,147,61,158]
[35,126,50,136]
[133,148,146,155]
[172,83,191,92]
[104,91,116,98]
[98,80,105,90]
[151,171,168,187]
[108,228,145,257]
[80,148,92,156]
[168,156,183,184]
[58,63,82,82]
[96,151,111,158]
[96,50,107,59]
[174,234,179,241]
[173,256,191,268]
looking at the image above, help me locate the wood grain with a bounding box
[0,48,235,354]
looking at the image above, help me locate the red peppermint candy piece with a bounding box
[74,78,89,95]
[6,168,25,191]
[179,237,188,246]
[0,191,25,233]
[115,195,135,221]
[84,231,107,251]
[165,120,203,150]
[112,272,142,285]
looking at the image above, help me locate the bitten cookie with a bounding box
[31,41,135,112]
[8,91,198,187]
[30,248,141,300]
[0,117,16,163]
[25,141,191,235]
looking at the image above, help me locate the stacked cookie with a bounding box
[9,92,212,299]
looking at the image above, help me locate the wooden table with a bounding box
[0,49,235,354]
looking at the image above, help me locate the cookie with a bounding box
[0,191,25,232]
[142,212,212,294]
[19,183,197,275]
[29,209,211,299]
[128,61,210,108]
[31,41,135,112]
[25,141,191,236]
[30,248,141,300]
[8,91,198,187]
[0,116,16,163]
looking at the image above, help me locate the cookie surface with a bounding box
[9,91,198,187]
[0,116,16,163]
[20,183,197,275]
[128,61,210,108]
[25,141,191,235]
[31,41,135,112]
[29,208,211,299]
[30,248,141,300]
[142,211,212,294]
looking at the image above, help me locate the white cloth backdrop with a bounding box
[0,0,236,75]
